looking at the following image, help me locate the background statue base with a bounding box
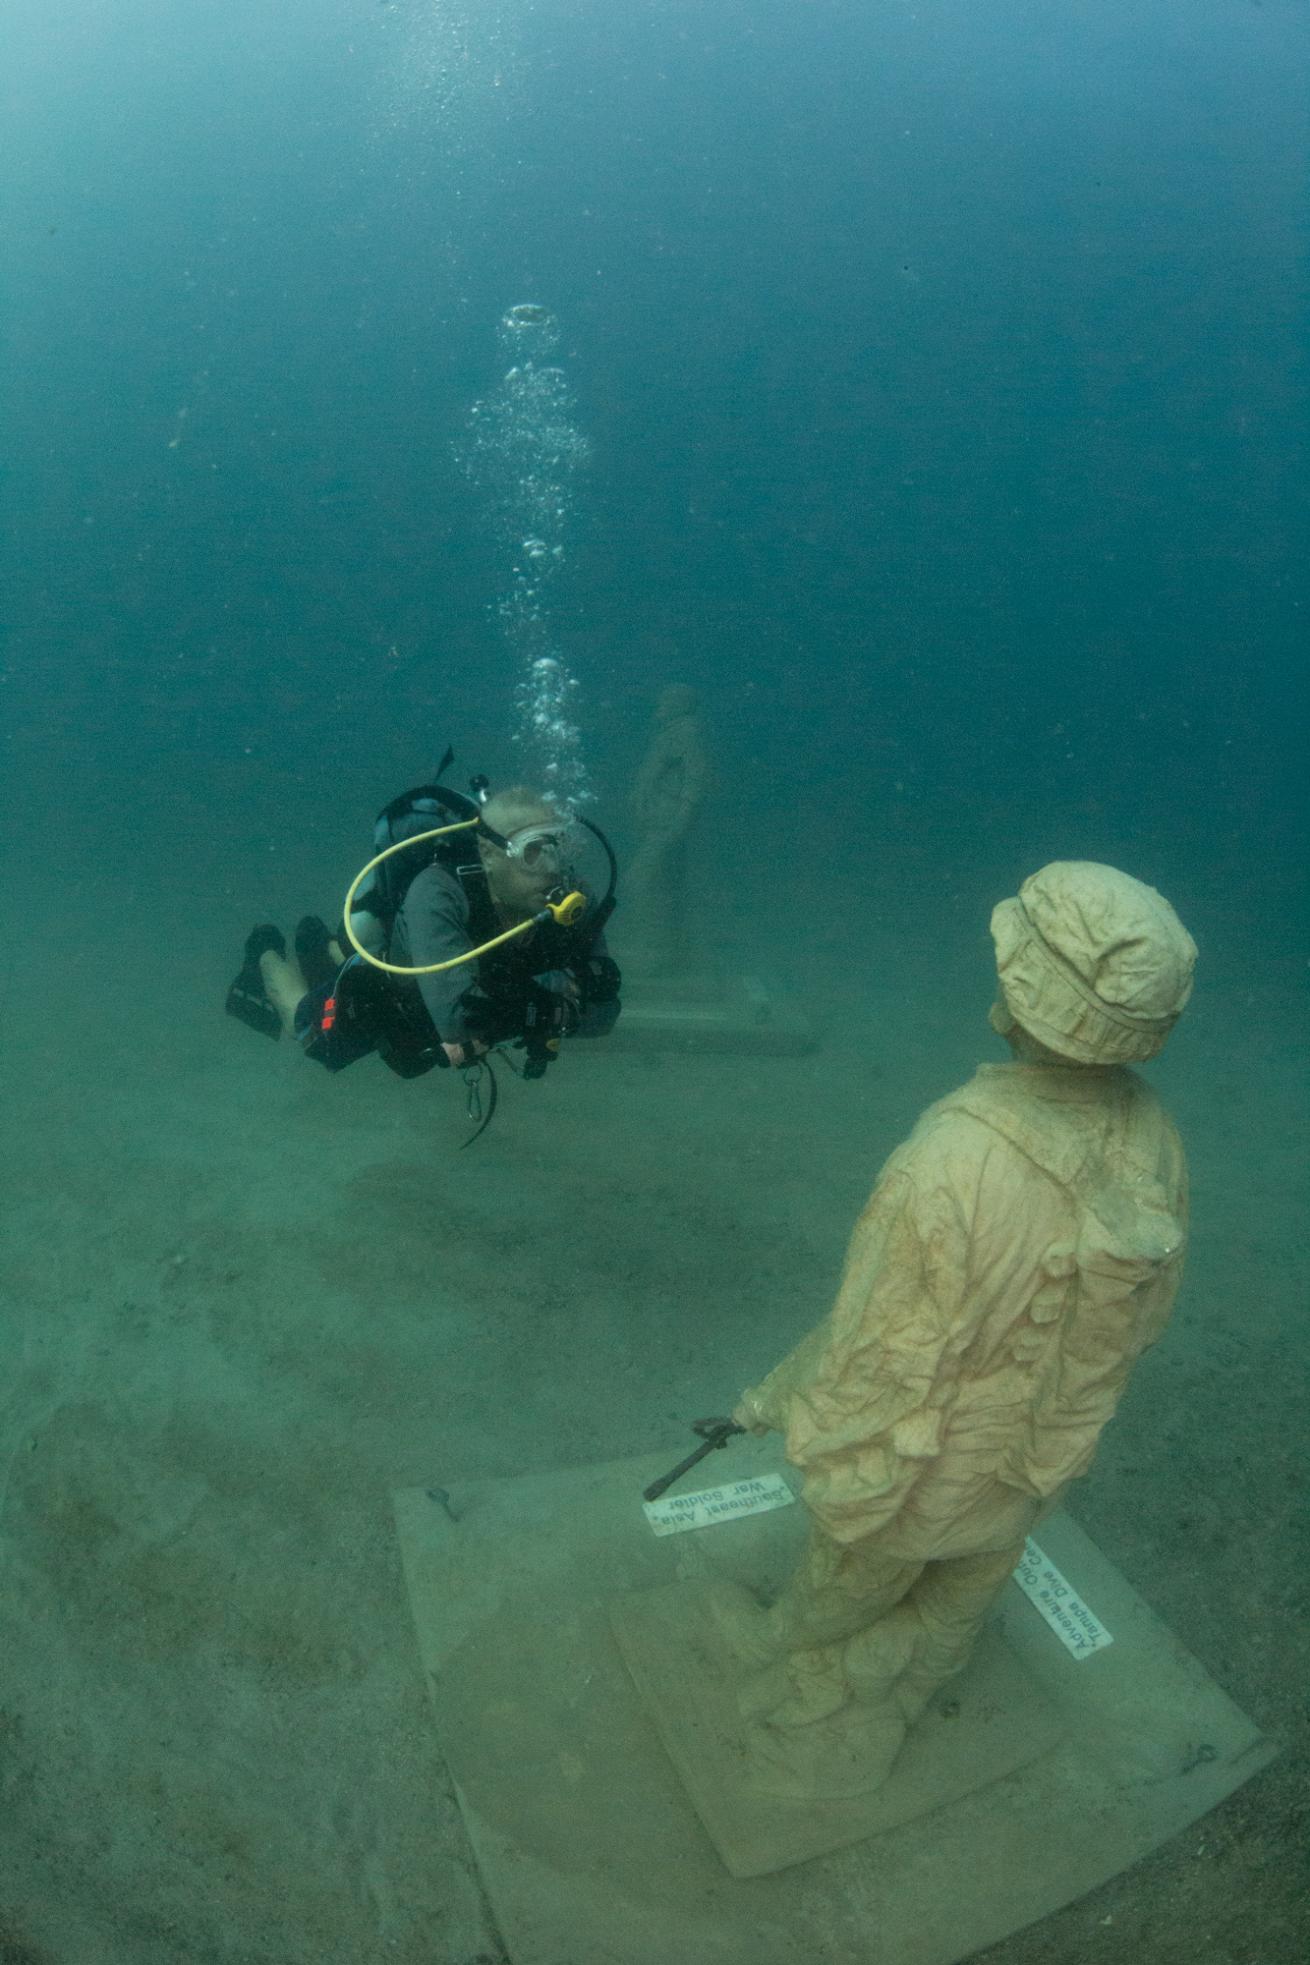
[392,1443,1274,1965]
[608,969,817,1056]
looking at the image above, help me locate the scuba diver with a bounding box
[224,756,621,1137]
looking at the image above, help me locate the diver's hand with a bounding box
[443,1038,489,1067]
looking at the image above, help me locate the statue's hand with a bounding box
[732,1398,772,1438]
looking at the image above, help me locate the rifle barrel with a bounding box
[642,1422,743,1503]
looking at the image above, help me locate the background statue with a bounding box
[716,861,1198,1797]
[624,683,711,977]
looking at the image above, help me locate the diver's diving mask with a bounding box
[501,823,573,872]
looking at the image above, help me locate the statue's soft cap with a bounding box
[990,861,1196,1064]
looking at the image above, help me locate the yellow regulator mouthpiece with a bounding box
[547,890,586,927]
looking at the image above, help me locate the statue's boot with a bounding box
[889,1542,1026,1725]
[741,1608,921,1799]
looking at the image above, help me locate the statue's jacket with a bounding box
[748,1062,1188,1561]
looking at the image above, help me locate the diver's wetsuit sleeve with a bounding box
[391,866,481,1044]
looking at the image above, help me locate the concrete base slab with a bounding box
[611,1580,1064,1877]
[393,1444,1276,1965]
[608,971,816,1054]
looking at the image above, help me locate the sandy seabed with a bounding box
[1,892,1306,1965]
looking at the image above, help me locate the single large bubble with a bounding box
[498,302,560,359]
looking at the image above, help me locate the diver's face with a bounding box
[482,828,564,915]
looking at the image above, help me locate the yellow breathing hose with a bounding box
[341,821,585,977]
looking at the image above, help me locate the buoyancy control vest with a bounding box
[336,768,620,1074]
